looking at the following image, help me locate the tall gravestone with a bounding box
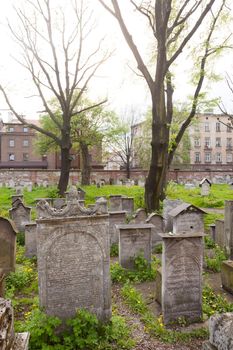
[146,213,164,247]
[215,219,225,250]
[117,224,153,269]
[159,231,204,325]
[121,197,134,214]
[25,223,37,258]
[224,200,233,259]
[163,199,183,232]
[9,199,31,232]
[0,217,17,275]
[36,190,111,322]
[109,211,126,244]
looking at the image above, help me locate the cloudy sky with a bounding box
[0,0,232,121]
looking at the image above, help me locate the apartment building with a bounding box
[0,118,103,169]
[189,113,233,165]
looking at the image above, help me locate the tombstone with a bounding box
[11,194,24,207]
[121,197,134,214]
[221,261,233,295]
[42,180,48,188]
[9,200,31,232]
[138,179,145,187]
[109,211,126,244]
[109,195,122,211]
[159,231,204,325]
[27,182,33,192]
[203,313,233,350]
[117,224,153,269]
[146,213,164,247]
[8,179,15,188]
[131,208,147,223]
[15,186,23,195]
[0,298,30,350]
[209,224,216,242]
[53,198,66,210]
[25,223,37,258]
[184,183,195,190]
[36,195,111,322]
[169,203,205,234]
[224,201,233,259]
[77,187,86,200]
[95,197,108,213]
[215,219,225,250]
[163,199,183,232]
[155,267,162,305]
[199,178,211,196]
[0,217,17,275]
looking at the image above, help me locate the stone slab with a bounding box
[13,333,30,350]
[155,267,162,305]
[0,217,17,275]
[221,260,233,294]
[209,312,233,350]
[25,223,37,258]
[109,211,126,245]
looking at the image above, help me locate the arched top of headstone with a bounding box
[146,212,163,222]
[0,217,17,235]
[199,178,212,187]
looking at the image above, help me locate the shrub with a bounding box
[110,244,119,257]
[205,245,227,272]
[203,285,233,317]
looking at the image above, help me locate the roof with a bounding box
[199,178,212,186]
[169,202,206,217]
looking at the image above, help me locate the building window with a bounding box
[204,137,211,148]
[23,139,29,147]
[204,122,210,132]
[9,139,15,147]
[194,138,201,147]
[215,137,221,147]
[23,153,29,161]
[216,122,221,132]
[227,138,232,149]
[8,127,14,132]
[195,152,201,163]
[23,127,28,132]
[205,152,211,163]
[227,123,232,133]
[227,153,233,163]
[9,153,15,161]
[216,153,222,163]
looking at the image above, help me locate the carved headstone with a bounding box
[11,195,23,207]
[169,203,205,234]
[117,224,153,269]
[160,232,204,325]
[36,197,111,322]
[121,197,134,214]
[9,200,31,232]
[132,208,147,224]
[146,213,164,247]
[224,200,233,259]
[109,211,126,244]
[109,195,122,211]
[199,178,211,196]
[25,223,37,258]
[163,199,183,232]
[0,218,17,275]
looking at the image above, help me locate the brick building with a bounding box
[0,117,103,170]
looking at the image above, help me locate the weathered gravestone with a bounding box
[36,190,111,322]
[169,203,205,234]
[109,195,122,211]
[53,198,66,210]
[25,223,37,258]
[215,219,225,250]
[0,217,17,275]
[146,213,164,247]
[224,200,233,259]
[0,298,30,350]
[77,187,86,200]
[131,208,147,224]
[117,224,153,269]
[159,231,204,325]
[9,199,31,232]
[11,194,24,207]
[209,224,216,242]
[199,178,211,196]
[221,260,233,295]
[202,312,233,350]
[109,211,126,244]
[163,199,183,232]
[121,197,134,214]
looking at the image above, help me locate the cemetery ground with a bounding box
[1,183,233,349]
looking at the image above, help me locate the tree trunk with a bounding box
[80,142,91,185]
[58,146,72,196]
[126,154,130,179]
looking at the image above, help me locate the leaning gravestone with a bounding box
[0,298,30,350]
[159,231,204,325]
[163,199,183,232]
[36,189,111,322]
[25,223,37,258]
[117,224,153,269]
[9,199,31,232]
[146,213,164,247]
[0,217,17,275]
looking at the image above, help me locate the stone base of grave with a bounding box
[206,312,233,350]
[13,332,30,350]
[202,341,216,349]
[221,260,233,294]
[155,268,162,305]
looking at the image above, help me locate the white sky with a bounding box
[0,0,232,121]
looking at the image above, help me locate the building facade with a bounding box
[189,113,233,165]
